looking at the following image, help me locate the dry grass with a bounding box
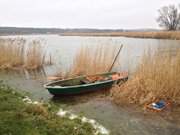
[24,40,47,70]
[62,31,180,40]
[0,39,25,69]
[59,45,120,78]
[112,48,180,105]
[0,38,51,70]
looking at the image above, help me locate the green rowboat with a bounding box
[44,72,128,96]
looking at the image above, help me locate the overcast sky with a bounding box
[0,0,179,29]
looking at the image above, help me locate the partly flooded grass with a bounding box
[112,49,180,105]
[0,38,51,70]
[59,45,120,78]
[0,83,105,135]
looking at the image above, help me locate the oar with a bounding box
[108,44,123,72]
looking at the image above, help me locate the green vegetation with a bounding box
[0,83,98,135]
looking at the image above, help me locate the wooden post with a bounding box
[108,44,123,72]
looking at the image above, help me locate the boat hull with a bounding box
[44,72,128,96]
[47,80,114,96]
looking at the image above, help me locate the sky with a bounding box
[0,0,179,29]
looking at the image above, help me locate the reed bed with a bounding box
[112,49,180,105]
[0,38,51,70]
[63,31,180,40]
[114,31,180,40]
[24,40,48,70]
[61,45,120,78]
[0,39,25,69]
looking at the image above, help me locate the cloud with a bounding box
[0,0,179,29]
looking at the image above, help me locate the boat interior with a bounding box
[48,73,114,87]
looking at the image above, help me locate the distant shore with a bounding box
[1,30,180,40]
[61,31,180,40]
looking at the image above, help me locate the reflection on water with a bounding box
[0,69,50,100]
[0,68,47,80]
[52,88,111,105]
[0,35,180,135]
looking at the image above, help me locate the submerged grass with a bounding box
[0,83,99,135]
[112,48,180,105]
[61,45,120,78]
[0,38,51,70]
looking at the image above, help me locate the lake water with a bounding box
[1,34,180,76]
[0,35,180,135]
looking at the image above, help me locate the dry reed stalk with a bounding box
[0,39,25,69]
[24,40,46,70]
[0,38,51,70]
[112,48,180,105]
[63,31,180,40]
[64,45,120,78]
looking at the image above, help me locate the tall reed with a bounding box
[0,38,51,70]
[24,40,46,70]
[0,39,25,69]
[63,31,180,40]
[112,48,180,105]
[63,45,120,78]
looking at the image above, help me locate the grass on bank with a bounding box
[62,31,180,40]
[112,49,180,105]
[0,83,99,135]
[60,45,120,78]
[0,38,51,70]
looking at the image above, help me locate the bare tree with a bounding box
[178,4,180,29]
[157,4,180,30]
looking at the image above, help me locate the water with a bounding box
[2,35,180,75]
[66,100,180,135]
[0,35,180,135]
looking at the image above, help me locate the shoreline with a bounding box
[0,31,180,40]
[61,31,180,40]
[0,83,108,135]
